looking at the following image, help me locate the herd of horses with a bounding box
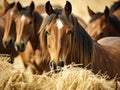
[0,0,120,80]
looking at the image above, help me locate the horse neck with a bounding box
[29,11,43,51]
[68,15,93,68]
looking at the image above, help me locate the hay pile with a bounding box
[0,56,120,90]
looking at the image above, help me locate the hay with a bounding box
[0,57,119,90]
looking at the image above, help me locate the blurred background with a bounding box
[0,0,117,23]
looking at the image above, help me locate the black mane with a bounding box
[109,14,120,33]
[110,1,120,13]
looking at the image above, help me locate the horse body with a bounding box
[40,1,120,79]
[93,38,120,79]
[86,6,120,40]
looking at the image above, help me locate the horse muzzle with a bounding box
[2,39,13,48]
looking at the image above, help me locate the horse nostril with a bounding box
[58,61,64,67]
[49,61,56,71]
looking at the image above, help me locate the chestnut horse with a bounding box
[0,0,18,62]
[39,1,120,79]
[14,1,50,74]
[86,6,120,40]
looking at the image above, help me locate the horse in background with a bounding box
[85,6,120,40]
[110,0,120,20]
[14,1,50,74]
[39,1,120,79]
[0,0,18,62]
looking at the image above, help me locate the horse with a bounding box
[110,0,120,20]
[85,6,120,40]
[14,1,50,74]
[0,0,19,62]
[39,1,120,79]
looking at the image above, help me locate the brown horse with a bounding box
[110,0,120,20]
[0,0,18,62]
[39,1,120,79]
[86,6,120,40]
[14,1,50,74]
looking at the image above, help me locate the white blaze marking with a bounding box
[21,15,26,22]
[10,11,13,17]
[56,19,63,30]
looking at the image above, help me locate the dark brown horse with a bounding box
[39,1,120,79]
[14,1,50,74]
[86,6,120,40]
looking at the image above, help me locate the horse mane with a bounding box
[39,8,93,67]
[110,1,120,13]
[70,14,93,67]
[89,12,103,23]
[109,14,120,33]
[33,11,43,31]
[32,9,50,63]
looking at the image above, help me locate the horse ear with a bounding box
[17,1,23,11]
[64,1,72,16]
[29,1,35,13]
[87,6,95,17]
[4,0,9,8]
[45,1,54,15]
[104,6,109,18]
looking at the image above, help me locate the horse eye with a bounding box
[44,30,49,35]
[67,30,73,35]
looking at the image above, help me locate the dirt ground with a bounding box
[0,0,117,23]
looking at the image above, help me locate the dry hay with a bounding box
[0,56,120,90]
